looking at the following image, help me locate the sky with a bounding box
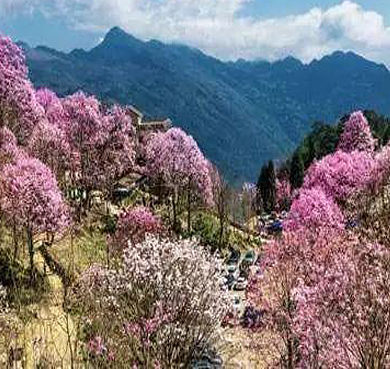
[1,0,390,65]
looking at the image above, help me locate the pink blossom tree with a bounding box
[71,236,230,367]
[303,150,376,205]
[0,126,23,168]
[285,186,344,232]
[0,157,69,277]
[247,229,347,367]
[0,36,43,144]
[145,128,213,231]
[338,111,376,153]
[61,93,136,209]
[294,239,390,368]
[109,206,164,256]
[27,120,74,188]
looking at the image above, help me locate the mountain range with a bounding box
[20,27,390,183]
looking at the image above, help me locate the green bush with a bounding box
[183,212,228,253]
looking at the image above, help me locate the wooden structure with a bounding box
[126,106,172,141]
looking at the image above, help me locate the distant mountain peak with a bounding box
[277,56,303,67]
[106,26,127,38]
[313,50,385,69]
[102,26,141,47]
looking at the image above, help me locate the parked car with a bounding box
[227,248,240,263]
[241,306,266,328]
[112,187,131,203]
[239,267,250,280]
[244,250,256,264]
[232,295,241,310]
[226,262,238,273]
[225,274,235,290]
[346,219,359,229]
[267,220,283,233]
[234,276,248,291]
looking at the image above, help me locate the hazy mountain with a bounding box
[21,27,390,183]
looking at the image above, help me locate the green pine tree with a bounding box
[290,151,304,190]
[256,160,276,214]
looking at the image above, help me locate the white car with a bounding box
[226,263,237,273]
[234,277,248,291]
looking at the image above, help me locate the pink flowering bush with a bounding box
[0,36,43,144]
[285,186,344,231]
[0,157,69,234]
[27,120,74,186]
[246,229,347,367]
[145,128,213,204]
[71,236,230,368]
[367,143,390,195]
[338,111,376,153]
[303,150,376,204]
[145,128,214,230]
[0,126,23,168]
[109,206,164,255]
[294,238,390,368]
[0,157,69,274]
[61,93,136,200]
[35,88,60,112]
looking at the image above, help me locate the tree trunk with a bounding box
[173,195,177,232]
[13,219,19,262]
[27,228,34,282]
[187,184,191,233]
[218,213,224,250]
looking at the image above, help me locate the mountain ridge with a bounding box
[20,27,390,183]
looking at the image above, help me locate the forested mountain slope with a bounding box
[22,27,390,183]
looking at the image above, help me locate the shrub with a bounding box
[338,111,376,153]
[71,236,230,368]
[285,186,344,232]
[303,150,376,204]
[108,206,163,256]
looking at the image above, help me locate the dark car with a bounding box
[241,306,266,329]
[227,248,240,264]
[267,220,283,233]
[225,274,235,290]
[112,187,131,203]
[244,250,256,264]
[346,219,359,229]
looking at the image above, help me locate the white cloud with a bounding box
[0,0,39,16]
[3,0,390,65]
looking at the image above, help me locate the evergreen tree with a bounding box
[267,160,276,212]
[256,160,276,214]
[290,151,304,190]
[256,165,267,214]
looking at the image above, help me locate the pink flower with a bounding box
[285,186,344,232]
[110,206,163,254]
[303,150,376,204]
[145,128,214,206]
[88,336,106,356]
[0,156,69,234]
[338,111,376,153]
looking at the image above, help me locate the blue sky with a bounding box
[1,1,390,65]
